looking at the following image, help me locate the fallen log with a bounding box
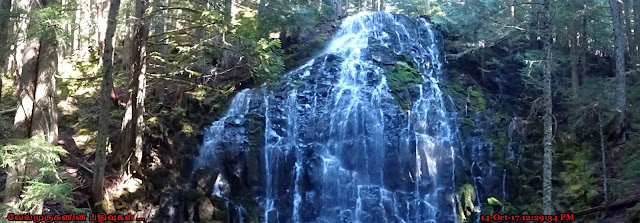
[574,195,640,216]
[0,108,17,115]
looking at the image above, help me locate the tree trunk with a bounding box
[190,0,206,71]
[5,39,38,211]
[580,14,588,80]
[29,2,60,213]
[96,0,110,56]
[570,20,579,95]
[151,0,167,101]
[0,0,11,103]
[634,0,640,60]
[609,0,627,142]
[11,0,34,83]
[153,0,167,56]
[223,0,232,24]
[119,0,148,177]
[7,0,59,213]
[92,0,121,213]
[340,0,348,16]
[529,3,539,49]
[31,22,58,146]
[541,0,554,215]
[623,0,633,53]
[4,0,34,209]
[599,112,608,205]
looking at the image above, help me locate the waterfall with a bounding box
[193,12,461,223]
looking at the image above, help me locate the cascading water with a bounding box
[192,12,463,223]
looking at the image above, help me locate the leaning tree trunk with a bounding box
[541,0,554,215]
[119,0,148,177]
[609,0,627,142]
[92,0,121,213]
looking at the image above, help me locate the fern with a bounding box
[0,137,76,215]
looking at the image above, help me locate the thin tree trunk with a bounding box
[541,0,554,215]
[623,0,633,53]
[0,0,11,104]
[190,0,206,71]
[223,0,232,24]
[338,0,348,16]
[61,0,73,56]
[529,3,539,49]
[599,111,608,205]
[120,0,148,177]
[634,0,640,60]
[580,14,588,80]
[153,0,167,56]
[92,0,121,213]
[609,0,627,142]
[96,0,109,56]
[152,0,167,101]
[570,20,579,95]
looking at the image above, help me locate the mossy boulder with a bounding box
[457,184,477,223]
[382,59,423,110]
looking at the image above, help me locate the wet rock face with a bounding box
[189,12,461,223]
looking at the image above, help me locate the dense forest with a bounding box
[0,0,639,222]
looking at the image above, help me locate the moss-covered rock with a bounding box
[457,184,477,223]
[382,58,423,110]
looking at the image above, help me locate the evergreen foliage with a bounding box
[0,137,75,214]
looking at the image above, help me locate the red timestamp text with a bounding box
[481,213,575,222]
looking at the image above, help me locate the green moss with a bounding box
[487,197,504,206]
[489,131,508,164]
[467,86,487,111]
[383,59,423,110]
[440,76,488,113]
[457,184,477,223]
[180,121,195,136]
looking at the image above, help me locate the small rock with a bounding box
[198,198,214,221]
